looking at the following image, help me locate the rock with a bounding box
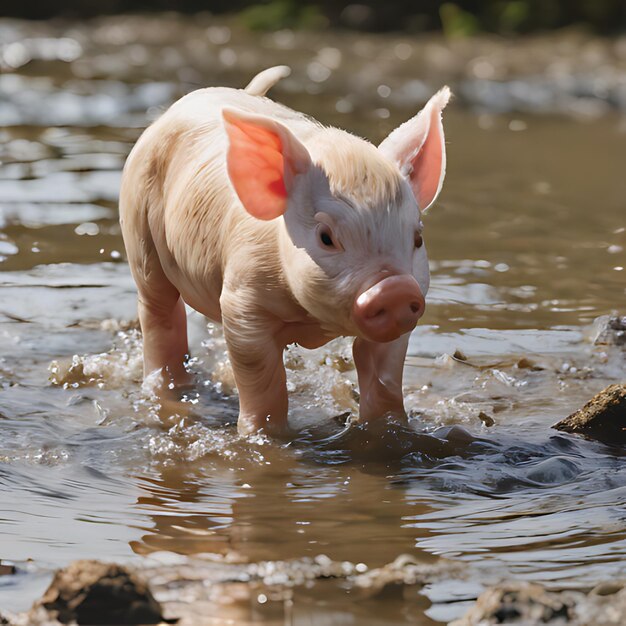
[38,560,166,625]
[451,580,626,625]
[478,411,495,427]
[0,561,16,576]
[589,315,626,346]
[553,384,626,444]
[453,349,468,361]
[451,582,573,624]
[515,357,544,371]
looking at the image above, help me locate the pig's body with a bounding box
[120,67,450,435]
[122,88,353,337]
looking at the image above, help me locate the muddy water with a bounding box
[0,14,625,625]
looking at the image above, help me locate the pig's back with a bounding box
[167,87,320,138]
[121,88,316,316]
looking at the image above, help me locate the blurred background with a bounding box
[4,1,626,34]
[1,0,625,122]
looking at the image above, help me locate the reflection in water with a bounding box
[0,12,625,624]
[125,392,625,577]
[132,466,240,557]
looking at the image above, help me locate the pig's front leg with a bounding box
[221,295,289,436]
[352,333,410,423]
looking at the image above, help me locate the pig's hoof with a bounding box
[355,409,409,427]
[237,415,291,439]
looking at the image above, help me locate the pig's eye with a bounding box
[414,232,424,248]
[318,224,336,249]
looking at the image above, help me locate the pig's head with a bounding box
[223,87,450,342]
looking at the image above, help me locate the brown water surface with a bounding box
[0,15,625,625]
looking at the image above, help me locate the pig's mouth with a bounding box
[351,274,425,343]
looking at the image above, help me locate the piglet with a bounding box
[119,66,450,435]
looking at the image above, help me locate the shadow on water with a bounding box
[297,417,492,464]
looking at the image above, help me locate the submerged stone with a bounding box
[589,315,626,346]
[451,580,626,625]
[451,582,573,625]
[553,384,626,444]
[478,411,495,427]
[38,560,166,625]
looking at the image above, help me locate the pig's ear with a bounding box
[378,87,450,212]
[223,108,311,220]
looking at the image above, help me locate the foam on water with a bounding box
[49,323,143,390]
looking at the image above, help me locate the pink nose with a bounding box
[352,275,425,343]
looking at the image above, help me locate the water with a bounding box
[0,14,625,624]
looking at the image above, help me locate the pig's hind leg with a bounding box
[352,333,410,423]
[138,286,190,386]
[124,230,190,386]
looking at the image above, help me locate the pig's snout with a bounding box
[353,275,425,343]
